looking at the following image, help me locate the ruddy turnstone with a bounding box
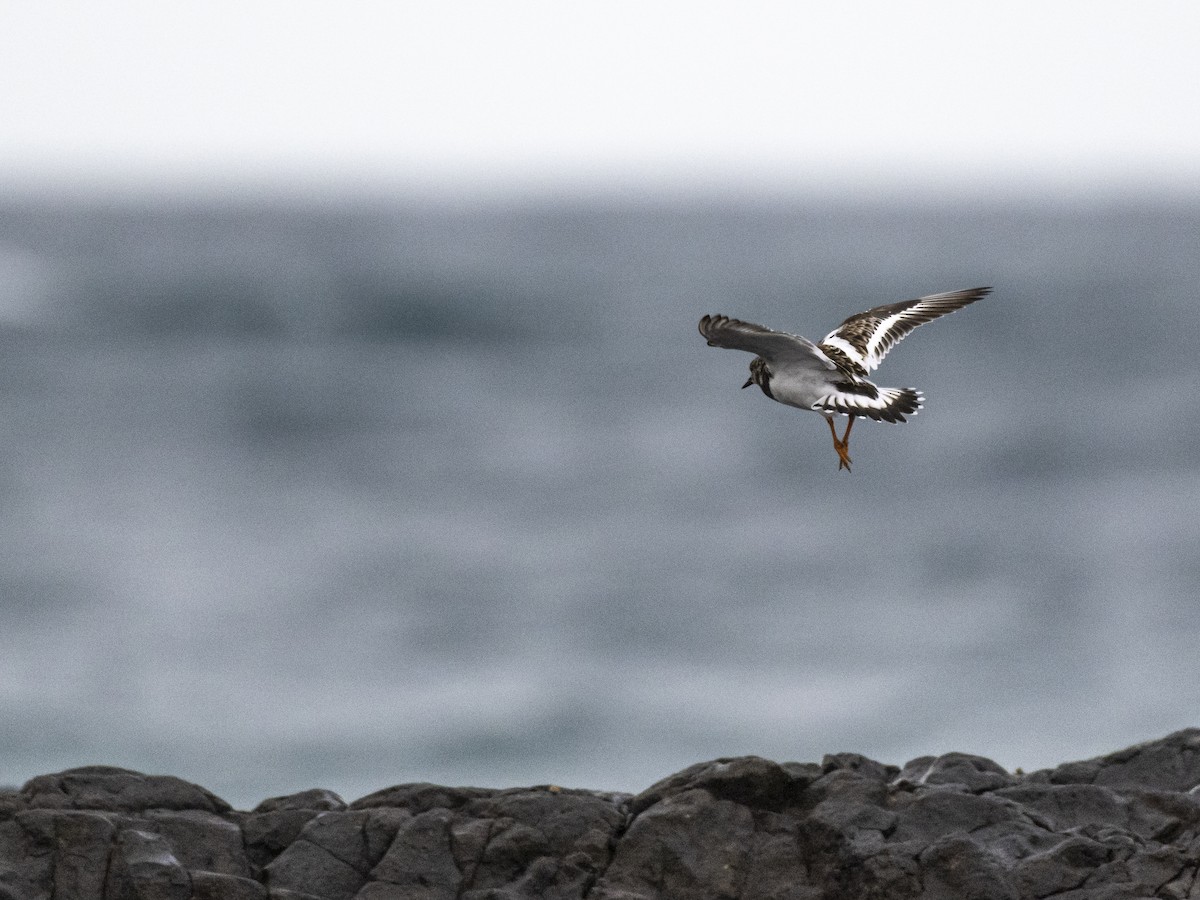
[699,287,991,471]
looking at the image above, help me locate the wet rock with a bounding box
[106,827,192,900]
[18,809,117,899]
[367,807,459,898]
[1,730,1199,899]
[895,752,1017,793]
[21,766,231,814]
[629,755,801,815]
[189,870,268,900]
[597,788,757,899]
[253,790,347,815]
[1034,729,1200,793]
[349,782,494,813]
[142,809,252,878]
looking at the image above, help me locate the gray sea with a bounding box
[2,188,1198,809]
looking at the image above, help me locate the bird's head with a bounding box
[743,356,768,389]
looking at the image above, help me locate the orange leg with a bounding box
[841,414,856,446]
[824,414,855,472]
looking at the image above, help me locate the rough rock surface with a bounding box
[3,731,1200,899]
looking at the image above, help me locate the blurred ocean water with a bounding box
[1,192,1198,808]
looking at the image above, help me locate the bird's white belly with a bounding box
[767,372,826,411]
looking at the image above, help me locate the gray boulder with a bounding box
[1,730,1198,898]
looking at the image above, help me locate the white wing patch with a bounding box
[819,287,991,374]
[859,308,915,370]
[818,334,862,367]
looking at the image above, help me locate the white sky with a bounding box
[2,1,1199,193]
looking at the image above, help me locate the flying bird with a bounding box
[698,287,991,471]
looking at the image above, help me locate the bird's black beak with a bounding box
[741,377,753,389]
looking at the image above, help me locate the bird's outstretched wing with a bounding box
[819,287,991,374]
[699,314,835,370]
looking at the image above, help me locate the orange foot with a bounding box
[825,415,856,473]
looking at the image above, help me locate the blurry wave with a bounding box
[0,200,597,343]
[1,191,1199,807]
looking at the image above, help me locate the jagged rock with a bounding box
[265,808,412,899]
[896,752,1016,793]
[1035,730,1200,793]
[254,791,347,814]
[189,870,267,900]
[141,810,252,878]
[350,782,496,814]
[627,755,804,816]
[21,766,231,814]
[1,730,1199,899]
[106,827,192,899]
[17,809,117,899]
[592,788,758,899]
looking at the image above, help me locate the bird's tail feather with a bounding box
[816,387,922,423]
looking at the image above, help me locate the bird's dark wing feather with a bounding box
[819,287,991,373]
[699,314,836,370]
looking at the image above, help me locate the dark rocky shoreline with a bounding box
[2,729,1198,899]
